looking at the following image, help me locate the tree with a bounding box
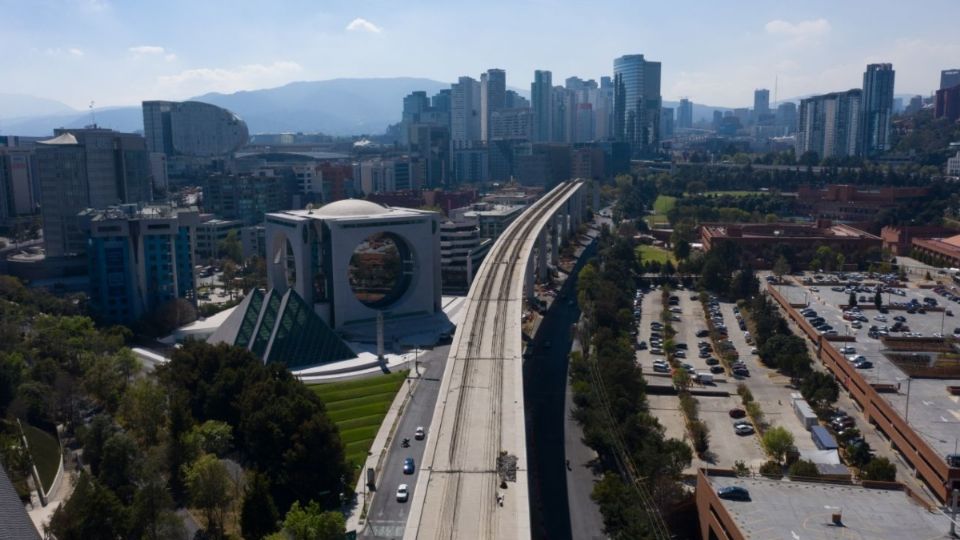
[848,291,857,307]
[800,372,839,408]
[762,426,795,464]
[48,474,130,540]
[184,420,234,458]
[0,352,25,416]
[788,459,820,479]
[861,457,897,481]
[673,239,691,261]
[275,500,345,540]
[98,431,140,503]
[119,377,168,446]
[772,256,790,282]
[131,447,185,540]
[242,473,280,540]
[874,289,883,309]
[184,454,232,537]
[218,230,243,263]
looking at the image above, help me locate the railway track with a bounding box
[406,180,583,540]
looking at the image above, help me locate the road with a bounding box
[524,239,602,540]
[361,345,450,540]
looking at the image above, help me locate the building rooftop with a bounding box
[707,473,951,539]
[274,200,434,222]
[37,132,78,145]
[703,222,879,240]
[79,203,198,221]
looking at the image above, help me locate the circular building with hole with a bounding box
[263,199,442,344]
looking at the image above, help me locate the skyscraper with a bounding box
[36,128,153,257]
[531,70,554,142]
[142,100,248,157]
[400,91,431,146]
[753,89,770,121]
[796,90,862,160]
[941,69,960,90]
[451,76,481,144]
[861,63,895,156]
[677,98,693,129]
[613,54,662,156]
[480,69,506,142]
[776,102,797,134]
[660,107,674,139]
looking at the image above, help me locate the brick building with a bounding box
[794,184,929,222]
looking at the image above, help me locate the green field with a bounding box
[646,195,676,227]
[22,425,60,492]
[310,370,409,470]
[637,244,676,265]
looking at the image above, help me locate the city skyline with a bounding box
[2,0,959,111]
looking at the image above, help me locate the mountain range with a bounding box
[0,78,867,138]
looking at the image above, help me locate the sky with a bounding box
[3,0,959,110]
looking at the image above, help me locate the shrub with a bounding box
[733,460,750,477]
[737,384,753,403]
[861,457,897,482]
[759,460,782,478]
[745,402,764,428]
[689,420,710,455]
[788,459,820,480]
[761,426,794,463]
[678,392,698,420]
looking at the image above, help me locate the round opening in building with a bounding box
[347,232,414,308]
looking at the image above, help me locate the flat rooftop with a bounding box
[779,278,960,462]
[703,222,878,240]
[707,474,952,539]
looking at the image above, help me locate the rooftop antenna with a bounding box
[89,100,96,128]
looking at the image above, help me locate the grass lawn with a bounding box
[310,370,409,470]
[645,195,677,228]
[22,424,60,492]
[637,244,676,265]
[693,190,768,197]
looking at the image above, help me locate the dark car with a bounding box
[696,329,710,337]
[717,486,751,501]
[710,365,725,374]
[728,408,746,419]
[403,457,415,474]
[705,357,720,365]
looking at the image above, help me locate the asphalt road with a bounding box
[361,345,450,540]
[526,239,601,540]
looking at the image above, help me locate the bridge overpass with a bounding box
[403,180,588,540]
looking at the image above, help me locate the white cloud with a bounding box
[44,47,84,58]
[346,17,382,33]
[164,53,177,62]
[129,45,166,55]
[765,18,831,39]
[155,61,304,98]
[68,48,84,57]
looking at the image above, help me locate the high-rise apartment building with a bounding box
[776,102,797,134]
[0,138,38,222]
[795,89,862,159]
[451,77,481,145]
[677,98,693,129]
[660,107,674,139]
[935,85,960,122]
[201,174,288,225]
[480,69,506,142]
[753,89,770,117]
[861,63,895,156]
[941,69,960,90]
[613,54,662,156]
[36,128,153,257]
[142,100,248,157]
[82,203,199,324]
[532,70,554,142]
[400,91,431,146]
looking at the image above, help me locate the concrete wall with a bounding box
[695,469,746,540]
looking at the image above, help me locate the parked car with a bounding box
[734,424,755,436]
[705,357,720,366]
[696,329,710,337]
[710,365,725,374]
[854,360,873,369]
[729,408,746,419]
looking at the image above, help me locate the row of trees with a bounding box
[573,229,693,538]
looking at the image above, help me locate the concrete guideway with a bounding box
[403,181,587,540]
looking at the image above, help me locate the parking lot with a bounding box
[635,287,768,471]
[776,274,960,468]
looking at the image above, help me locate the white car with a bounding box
[874,315,887,322]
[415,426,425,440]
[840,345,856,354]
[847,355,867,364]
[396,484,409,502]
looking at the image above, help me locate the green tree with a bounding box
[119,377,168,446]
[861,457,897,481]
[874,289,883,309]
[48,474,130,540]
[673,239,691,261]
[218,229,243,263]
[98,431,140,503]
[184,420,234,458]
[131,447,185,540]
[848,291,857,307]
[277,500,345,540]
[762,426,795,463]
[0,352,25,415]
[772,255,790,281]
[184,454,232,537]
[242,473,280,540]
